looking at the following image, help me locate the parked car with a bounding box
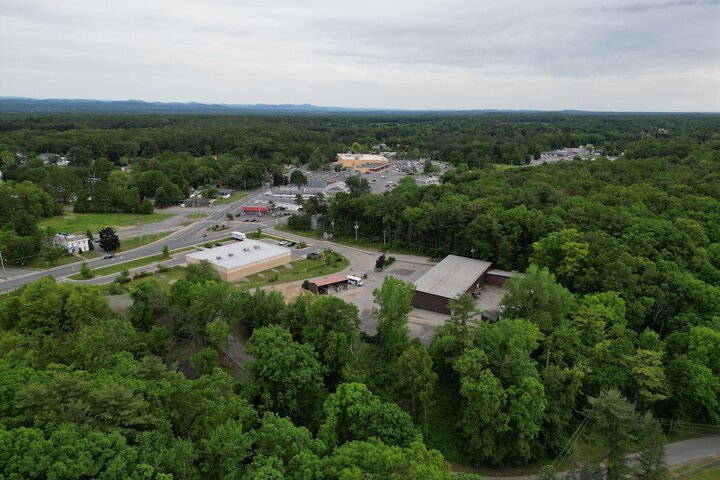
[287,241,296,247]
[278,240,288,246]
[103,254,115,259]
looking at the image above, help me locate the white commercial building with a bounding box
[186,239,292,282]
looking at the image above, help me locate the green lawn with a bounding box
[68,254,169,280]
[276,224,434,257]
[23,251,102,269]
[236,252,348,290]
[213,191,247,205]
[38,212,175,234]
[119,232,173,251]
[682,465,720,480]
[274,224,324,239]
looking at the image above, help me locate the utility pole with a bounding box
[0,251,6,280]
[354,221,359,242]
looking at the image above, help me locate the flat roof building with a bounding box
[186,240,291,282]
[335,153,390,173]
[412,255,493,314]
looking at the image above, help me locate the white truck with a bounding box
[231,231,246,241]
[347,275,364,286]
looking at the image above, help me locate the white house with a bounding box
[54,233,90,254]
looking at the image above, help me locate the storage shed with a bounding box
[412,255,493,314]
[308,274,349,294]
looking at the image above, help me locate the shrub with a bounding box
[79,261,94,278]
[115,269,130,284]
[301,279,310,290]
[106,283,125,295]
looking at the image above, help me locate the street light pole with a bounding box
[354,221,359,242]
[0,251,6,280]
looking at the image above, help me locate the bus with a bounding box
[347,275,364,286]
[231,231,246,241]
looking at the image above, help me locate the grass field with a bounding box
[682,465,720,479]
[23,251,102,269]
[68,254,169,279]
[38,212,175,234]
[236,252,348,290]
[213,191,247,205]
[274,224,324,239]
[119,232,173,251]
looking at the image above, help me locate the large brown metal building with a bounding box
[412,255,513,314]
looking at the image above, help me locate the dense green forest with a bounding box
[1,113,719,478]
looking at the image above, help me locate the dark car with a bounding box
[103,254,115,259]
[307,252,320,260]
[287,241,296,247]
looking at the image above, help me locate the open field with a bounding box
[678,465,720,480]
[213,191,247,205]
[38,212,175,234]
[21,250,102,269]
[120,232,173,251]
[69,254,169,279]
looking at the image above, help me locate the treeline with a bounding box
[0,263,485,479]
[0,259,684,477]
[2,113,716,168]
[329,136,720,334]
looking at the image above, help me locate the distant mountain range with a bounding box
[0,97,380,114]
[0,97,713,115]
[0,97,555,115]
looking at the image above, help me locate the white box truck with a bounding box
[347,275,364,286]
[231,231,246,241]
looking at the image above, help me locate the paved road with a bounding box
[0,186,285,293]
[462,437,720,480]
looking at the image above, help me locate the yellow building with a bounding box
[186,240,292,282]
[335,153,390,173]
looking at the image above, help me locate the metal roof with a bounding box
[310,274,349,287]
[414,255,492,299]
[487,269,513,277]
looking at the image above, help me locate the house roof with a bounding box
[414,255,492,299]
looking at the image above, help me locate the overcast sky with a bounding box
[1,0,718,111]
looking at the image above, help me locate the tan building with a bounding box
[335,153,390,173]
[186,240,291,282]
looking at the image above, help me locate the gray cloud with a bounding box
[0,0,717,110]
[607,0,720,13]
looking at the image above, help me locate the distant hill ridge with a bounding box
[0,97,556,115]
[0,97,712,115]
